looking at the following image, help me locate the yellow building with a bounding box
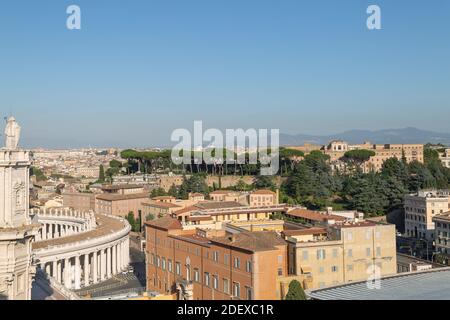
[286,221,397,289]
[404,190,450,241]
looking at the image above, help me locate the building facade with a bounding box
[404,190,450,241]
[286,222,397,289]
[145,217,288,300]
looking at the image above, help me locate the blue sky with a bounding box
[0,0,449,148]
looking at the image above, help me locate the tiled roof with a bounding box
[145,216,182,230]
[96,192,149,201]
[211,231,286,252]
[286,208,346,222]
[141,200,181,209]
[251,189,276,195]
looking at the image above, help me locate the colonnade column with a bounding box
[106,247,112,278]
[112,245,117,275]
[84,253,90,287]
[100,249,106,281]
[74,256,81,290]
[64,258,71,288]
[92,251,98,284]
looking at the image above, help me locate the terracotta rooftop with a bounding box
[141,200,181,209]
[145,216,183,230]
[251,189,276,195]
[195,201,243,210]
[286,208,346,222]
[95,192,149,201]
[174,205,202,216]
[211,231,286,252]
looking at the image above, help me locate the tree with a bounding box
[126,212,137,231]
[98,165,105,183]
[253,175,275,190]
[285,280,306,300]
[145,213,155,221]
[150,188,167,198]
[168,184,179,198]
[343,149,376,168]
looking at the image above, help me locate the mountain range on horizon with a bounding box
[21,127,450,149]
[279,127,450,147]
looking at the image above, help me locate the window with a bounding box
[204,272,210,287]
[213,275,218,290]
[319,266,324,273]
[168,259,173,272]
[246,260,252,273]
[213,251,219,262]
[175,262,181,276]
[316,249,326,260]
[331,266,338,272]
[302,250,309,261]
[376,247,381,257]
[347,232,353,241]
[194,268,200,282]
[223,278,230,294]
[161,257,166,270]
[347,264,353,272]
[246,287,253,300]
[365,231,371,240]
[224,254,229,265]
[156,256,161,268]
[234,257,240,269]
[233,282,240,298]
[348,249,353,257]
[149,254,154,265]
[366,248,371,257]
[278,268,283,276]
[332,248,338,258]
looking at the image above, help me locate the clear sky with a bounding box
[1,0,449,148]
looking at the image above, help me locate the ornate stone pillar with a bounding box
[74,255,81,290]
[64,258,71,288]
[100,249,106,281]
[106,247,112,278]
[117,243,122,271]
[84,253,90,287]
[57,260,62,283]
[112,244,117,275]
[52,260,57,278]
[92,251,98,284]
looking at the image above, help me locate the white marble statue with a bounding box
[4,116,21,150]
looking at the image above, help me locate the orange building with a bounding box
[145,217,288,300]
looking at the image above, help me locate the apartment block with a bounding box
[285,221,397,289]
[433,212,450,255]
[145,217,289,300]
[404,190,450,241]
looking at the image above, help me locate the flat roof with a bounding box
[307,267,450,300]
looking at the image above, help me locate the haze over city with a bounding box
[1,0,449,148]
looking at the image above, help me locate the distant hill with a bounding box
[280,127,450,146]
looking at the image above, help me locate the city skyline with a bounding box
[1,0,450,148]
